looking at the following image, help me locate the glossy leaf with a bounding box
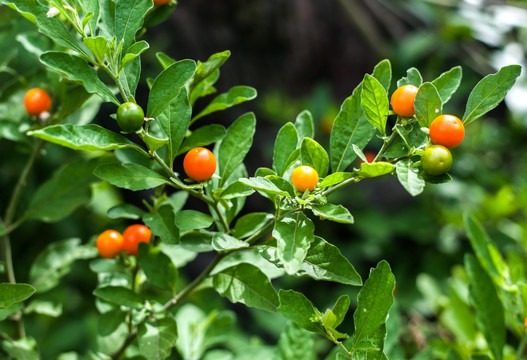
[414,82,442,128]
[361,74,389,136]
[28,124,144,153]
[212,233,249,251]
[213,263,279,312]
[465,254,504,360]
[330,83,375,172]
[177,124,226,156]
[357,162,395,179]
[121,41,149,68]
[147,59,196,118]
[273,122,299,176]
[310,204,353,224]
[83,36,108,64]
[295,110,315,143]
[94,163,170,191]
[463,65,521,125]
[395,159,425,197]
[174,210,213,231]
[318,172,354,188]
[372,59,392,92]
[273,212,314,275]
[115,0,152,50]
[219,181,255,200]
[40,51,118,104]
[30,238,96,292]
[192,86,257,122]
[301,137,329,178]
[431,66,462,103]
[189,50,231,102]
[138,243,178,292]
[232,212,273,239]
[93,286,144,309]
[0,283,35,309]
[277,289,325,336]
[138,317,178,360]
[218,113,256,187]
[143,205,179,244]
[352,260,395,350]
[397,67,423,87]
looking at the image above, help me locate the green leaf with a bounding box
[463,65,521,125]
[414,82,443,128]
[273,122,299,176]
[115,0,152,50]
[174,210,213,231]
[83,36,109,64]
[177,124,226,156]
[218,113,256,187]
[147,59,196,118]
[300,137,329,178]
[40,51,118,104]
[189,50,231,102]
[27,159,100,222]
[3,0,89,58]
[212,233,249,251]
[143,205,180,244]
[138,317,178,360]
[318,172,354,188]
[28,124,144,153]
[94,163,170,191]
[310,203,353,224]
[219,181,255,200]
[157,87,191,165]
[297,236,362,285]
[395,160,425,197]
[295,110,315,143]
[238,177,291,197]
[330,83,376,172]
[107,203,144,220]
[361,74,389,136]
[332,295,350,328]
[465,254,505,360]
[93,286,144,309]
[372,59,392,92]
[213,263,279,312]
[30,238,96,292]
[397,67,423,87]
[352,260,395,350]
[277,322,316,360]
[277,289,325,336]
[431,66,462,103]
[232,212,273,239]
[273,212,314,275]
[138,243,178,292]
[98,309,126,336]
[24,299,62,317]
[192,86,257,122]
[352,324,387,360]
[121,40,149,68]
[0,283,35,308]
[357,162,395,179]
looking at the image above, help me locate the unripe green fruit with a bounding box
[116,102,144,133]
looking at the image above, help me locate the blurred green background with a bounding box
[2,0,527,358]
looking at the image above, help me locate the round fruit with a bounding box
[421,145,453,176]
[116,102,145,133]
[153,0,171,4]
[183,147,217,181]
[429,114,465,148]
[24,88,52,116]
[96,230,124,259]
[291,165,319,192]
[390,84,418,118]
[122,224,152,255]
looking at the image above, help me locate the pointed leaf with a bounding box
[330,84,375,172]
[431,66,462,103]
[372,59,392,92]
[142,205,179,244]
[463,65,521,125]
[218,113,256,186]
[310,204,353,224]
[213,263,279,312]
[395,159,425,196]
[219,181,255,200]
[278,289,325,336]
[273,122,299,176]
[295,110,315,142]
[397,67,423,87]
[192,86,257,122]
[98,309,126,336]
[414,82,443,128]
[189,50,231,101]
[318,172,354,188]
[177,124,226,156]
[28,124,144,153]
[0,283,35,308]
[93,286,144,309]
[212,233,249,251]
[174,210,213,231]
[115,0,152,49]
[273,212,314,275]
[232,212,273,239]
[121,40,149,67]
[138,316,178,360]
[147,59,196,118]
[94,163,170,191]
[332,295,350,328]
[361,74,389,136]
[301,137,329,178]
[357,162,395,179]
[138,243,178,292]
[40,51,118,104]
